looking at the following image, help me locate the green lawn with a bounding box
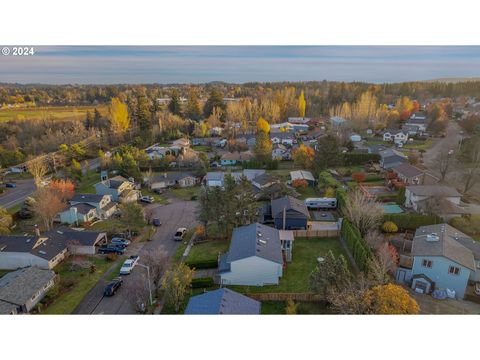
[295,186,320,200]
[230,237,347,294]
[403,139,433,150]
[40,257,118,314]
[0,269,13,278]
[261,301,332,314]
[76,171,100,194]
[187,239,230,263]
[88,218,128,235]
[168,186,201,201]
[192,145,211,152]
[141,188,169,204]
[7,203,22,214]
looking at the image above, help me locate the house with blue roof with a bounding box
[219,223,283,286]
[184,288,261,315]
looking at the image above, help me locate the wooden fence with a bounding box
[245,292,323,302]
[293,229,339,238]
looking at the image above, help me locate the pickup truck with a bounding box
[173,227,187,241]
[119,255,140,275]
[98,245,125,255]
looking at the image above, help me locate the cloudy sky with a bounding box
[1,46,480,84]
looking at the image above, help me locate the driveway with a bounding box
[73,199,199,314]
[410,290,480,314]
[0,178,35,209]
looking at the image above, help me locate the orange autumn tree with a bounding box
[50,179,75,201]
[364,284,419,314]
[292,179,308,189]
[352,172,366,183]
[292,144,315,169]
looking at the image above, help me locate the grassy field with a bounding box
[40,256,117,314]
[76,171,100,194]
[88,218,128,235]
[295,185,320,200]
[168,186,201,201]
[192,145,211,152]
[230,237,346,294]
[0,105,107,123]
[186,239,230,263]
[403,139,433,150]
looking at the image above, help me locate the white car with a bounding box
[119,255,139,275]
[173,227,187,241]
[140,196,154,204]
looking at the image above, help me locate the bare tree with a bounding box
[434,149,454,182]
[343,189,383,236]
[27,158,49,189]
[363,230,384,250]
[140,248,168,294]
[32,188,65,230]
[124,274,151,313]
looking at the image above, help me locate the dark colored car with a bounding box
[152,218,161,227]
[5,183,16,188]
[104,278,123,296]
[98,245,125,255]
[110,237,131,247]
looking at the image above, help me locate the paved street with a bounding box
[73,199,199,314]
[0,179,35,209]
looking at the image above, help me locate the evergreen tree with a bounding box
[185,88,202,121]
[314,134,342,172]
[136,95,152,133]
[203,88,226,119]
[85,110,94,130]
[168,89,182,117]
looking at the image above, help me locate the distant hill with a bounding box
[425,77,480,83]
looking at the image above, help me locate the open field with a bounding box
[0,105,108,123]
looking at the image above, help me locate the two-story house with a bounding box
[59,193,117,225]
[382,129,409,144]
[271,195,310,230]
[95,175,140,203]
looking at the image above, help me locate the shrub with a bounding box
[396,187,406,205]
[191,277,214,289]
[341,219,374,271]
[324,187,336,198]
[185,259,218,269]
[382,221,398,233]
[383,213,441,230]
[449,215,480,237]
[292,179,308,188]
[105,253,118,262]
[352,172,366,183]
[341,153,380,166]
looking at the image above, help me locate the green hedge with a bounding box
[185,259,218,269]
[383,213,441,230]
[191,277,215,288]
[318,171,342,188]
[340,219,374,272]
[341,153,380,166]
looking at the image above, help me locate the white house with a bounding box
[271,143,291,160]
[383,129,409,144]
[219,223,283,286]
[205,172,225,187]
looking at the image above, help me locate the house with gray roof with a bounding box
[95,175,140,203]
[184,288,261,315]
[395,224,480,299]
[290,170,316,187]
[45,228,107,256]
[150,172,198,191]
[392,163,426,185]
[219,223,283,286]
[206,172,225,187]
[0,267,56,314]
[59,193,117,225]
[379,148,408,169]
[271,195,310,230]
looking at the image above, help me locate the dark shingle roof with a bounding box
[184,288,260,315]
[72,203,96,215]
[406,185,461,198]
[71,193,105,203]
[108,176,130,189]
[225,223,283,265]
[392,163,424,178]
[412,224,476,270]
[271,195,309,218]
[45,229,106,247]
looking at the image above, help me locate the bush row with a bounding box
[191,277,215,289]
[341,219,374,272]
[185,259,218,269]
[383,213,441,230]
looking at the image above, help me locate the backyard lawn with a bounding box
[40,256,120,314]
[295,185,320,200]
[261,301,332,314]
[76,171,100,193]
[230,237,347,294]
[87,218,128,235]
[168,186,201,201]
[186,239,230,263]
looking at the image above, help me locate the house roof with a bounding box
[108,176,130,189]
[184,288,261,315]
[406,185,461,198]
[71,193,106,204]
[271,132,294,140]
[152,172,195,183]
[0,267,55,309]
[392,163,425,179]
[252,173,278,187]
[368,144,389,154]
[290,170,315,182]
[412,224,476,270]
[379,148,408,160]
[383,129,407,135]
[271,195,310,218]
[72,203,96,215]
[225,223,283,265]
[206,172,224,182]
[45,229,106,247]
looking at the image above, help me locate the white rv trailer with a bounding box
[305,197,337,209]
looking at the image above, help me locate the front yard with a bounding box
[230,237,347,294]
[186,239,230,263]
[167,186,201,201]
[39,256,121,314]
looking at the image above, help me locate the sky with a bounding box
[1,46,480,84]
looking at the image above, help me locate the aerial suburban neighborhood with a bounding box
[1,48,480,317]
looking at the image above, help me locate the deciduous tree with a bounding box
[162,263,194,313]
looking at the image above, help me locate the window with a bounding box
[448,266,460,276]
[422,259,432,268]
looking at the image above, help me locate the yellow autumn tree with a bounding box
[292,144,315,169]
[364,284,419,314]
[109,97,130,133]
[298,90,306,118]
[257,117,270,133]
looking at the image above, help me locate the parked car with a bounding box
[98,245,125,255]
[152,218,162,227]
[153,188,164,194]
[119,255,140,275]
[111,237,131,247]
[140,195,154,204]
[5,182,16,188]
[173,227,187,241]
[104,278,123,296]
